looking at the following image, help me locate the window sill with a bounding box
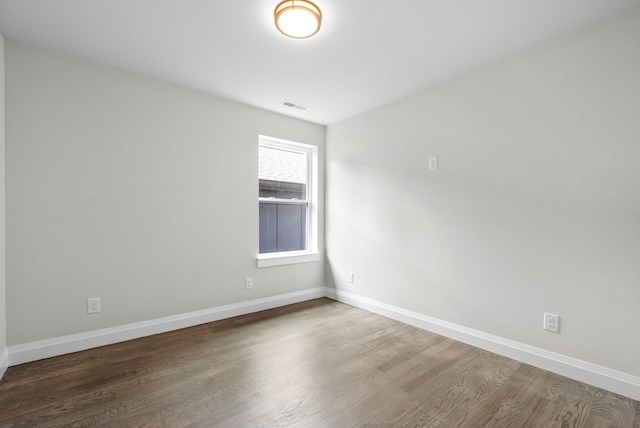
[257,251,320,268]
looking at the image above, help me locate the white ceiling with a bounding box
[0,0,638,125]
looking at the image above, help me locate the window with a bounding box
[258,136,319,267]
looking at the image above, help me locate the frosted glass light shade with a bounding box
[274,0,322,39]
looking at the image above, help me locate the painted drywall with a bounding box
[0,34,7,375]
[326,9,640,377]
[5,41,325,346]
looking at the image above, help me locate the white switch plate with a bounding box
[428,156,438,170]
[88,297,101,314]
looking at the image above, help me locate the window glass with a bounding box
[258,142,310,254]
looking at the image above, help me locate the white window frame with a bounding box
[257,135,319,268]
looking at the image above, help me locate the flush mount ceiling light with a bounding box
[274,0,322,39]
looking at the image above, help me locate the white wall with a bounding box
[5,42,325,346]
[326,9,640,378]
[0,34,7,376]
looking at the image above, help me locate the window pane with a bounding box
[258,140,311,255]
[259,202,307,253]
[259,146,307,199]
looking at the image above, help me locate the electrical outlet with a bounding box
[544,313,559,333]
[245,277,254,289]
[88,297,101,314]
[428,156,438,170]
[347,272,354,284]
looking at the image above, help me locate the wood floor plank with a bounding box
[0,298,637,427]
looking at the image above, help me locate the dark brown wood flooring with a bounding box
[0,298,638,427]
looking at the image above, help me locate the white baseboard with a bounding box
[325,288,640,402]
[8,287,326,367]
[0,348,8,381]
[6,286,639,402]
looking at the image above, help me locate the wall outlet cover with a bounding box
[88,297,101,314]
[544,313,559,333]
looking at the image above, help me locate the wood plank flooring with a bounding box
[0,298,638,427]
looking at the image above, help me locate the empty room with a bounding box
[0,0,639,426]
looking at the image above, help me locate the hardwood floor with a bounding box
[0,298,638,427]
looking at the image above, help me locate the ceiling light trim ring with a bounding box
[274,0,322,39]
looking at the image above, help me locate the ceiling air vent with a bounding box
[281,100,308,111]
